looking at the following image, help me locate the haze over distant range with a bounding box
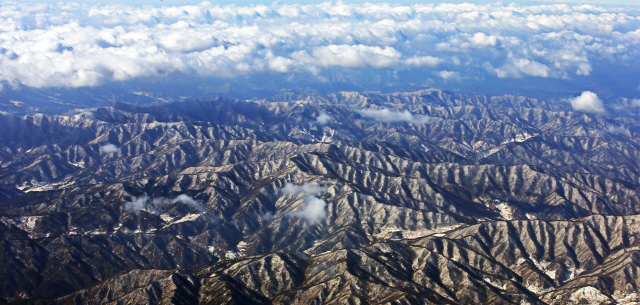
[1,0,640,105]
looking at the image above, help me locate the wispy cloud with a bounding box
[123,195,149,215]
[607,124,631,136]
[123,194,204,215]
[172,194,206,212]
[438,70,460,81]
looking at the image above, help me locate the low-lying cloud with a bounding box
[100,144,119,154]
[123,195,149,215]
[607,124,631,136]
[172,194,206,212]
[0,2,639,90]
[291,195,327,225]
[316,111,332,125]
[280,182,328,225]
[281,182,326,196]
[123,194,205,215]
[356,108,430,125]
[569,91,605,114]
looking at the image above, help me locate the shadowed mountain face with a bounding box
[0,89,639,304]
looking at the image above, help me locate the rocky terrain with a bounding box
[0,89,639,304]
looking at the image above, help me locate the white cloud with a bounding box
[100,143,119,154]
[356,108,430,125]
[123,194,204,215]
[293,45,402,68]
[607,124,631,136]
[493,58,551,78]
[438,70,460,81]
[281,182,325,196]
[316,111,331,125]
[569,91,605,114]
[281,182,328,225]
[632,99,640,107]
[405,56,442,67]
[0,2,639,89]
[576,63,592,76]
[291,195,327,225]
[124,195,149,215]
[469,32,498,47]
[172,194,205,212]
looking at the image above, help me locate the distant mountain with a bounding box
[1,89,639,304]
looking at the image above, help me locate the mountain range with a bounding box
[1,89,639,304]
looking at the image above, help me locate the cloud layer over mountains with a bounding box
[1,1,640,90]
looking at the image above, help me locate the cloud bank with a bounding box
[569,91,605,114]
[1,2,640,90]
[356,108,430,125]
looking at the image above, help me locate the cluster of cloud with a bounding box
[123,194,205,215]
[569,91,605,114]
[356,108,430,125]
[100,143,119,154]
[1,2,640,89]
[280,182,327,225]
[612,97,640,110]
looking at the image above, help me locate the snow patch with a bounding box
[496,203,513,220]
[501,133,536,145]
[165,213,201,227]
[160,214,175,222]
[613,292,640,304]
[22,180,74,193]
[319,129,335,142]
[570,286,611,304]
[374,224,463,239]
[69,161,85,168]
[482,277,507,290]
[237,241,248,253]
